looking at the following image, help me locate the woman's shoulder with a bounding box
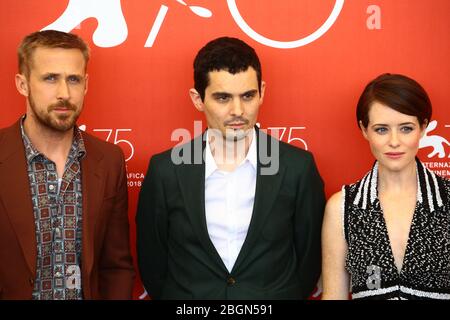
[436,173,450,186]
[418,161,450,207]
[325,190,343,213]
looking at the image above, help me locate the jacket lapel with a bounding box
[175,130,285,274]
[80,134,105,286]
[232,129,285,272]
[0,121,37,275]
[175,134,228,273]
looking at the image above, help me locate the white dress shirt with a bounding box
[204,129,257,273]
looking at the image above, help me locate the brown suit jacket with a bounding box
[0,120,135,299]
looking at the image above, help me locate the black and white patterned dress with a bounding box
[342,158,450,300]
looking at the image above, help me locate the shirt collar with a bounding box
[20,115,87,164]
[204,128,257,179]
[20,116,41,163]
[247,129,258,169]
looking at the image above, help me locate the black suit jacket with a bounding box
[136,129,325,299]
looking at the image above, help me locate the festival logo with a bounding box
[42,0,344,49]
[419,120,450,178]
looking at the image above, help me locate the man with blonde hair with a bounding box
[0,30,135,299]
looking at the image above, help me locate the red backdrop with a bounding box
[1,0,449,299]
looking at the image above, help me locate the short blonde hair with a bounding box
[18,30,90,77]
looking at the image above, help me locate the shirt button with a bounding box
[227,277,236,286]
[49,185,55,191]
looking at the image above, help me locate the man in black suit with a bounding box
[136,37,325,299]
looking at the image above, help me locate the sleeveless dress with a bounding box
[342,158,450,300]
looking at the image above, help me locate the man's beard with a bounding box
[223,128,250,142]
[28,92,81,132]
[223,117,251,142]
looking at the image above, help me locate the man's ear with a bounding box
[259,80,266,103]
[359,120,369,140]
[84,74,89,95]
[189,88,204,112]
[15,74,29,97]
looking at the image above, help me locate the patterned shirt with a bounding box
[20,119,86,300]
